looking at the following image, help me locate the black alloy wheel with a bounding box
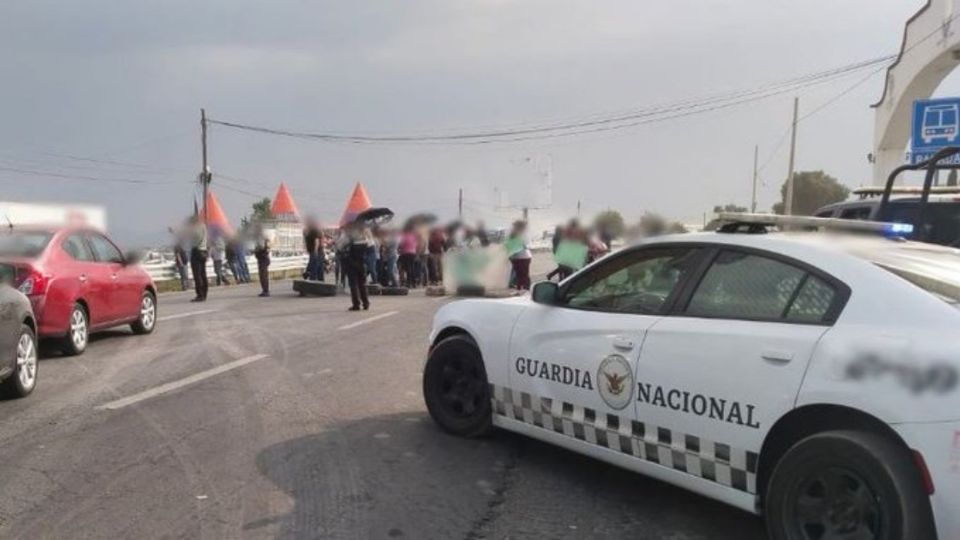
[788,466,881,540]
[423,335,492,437]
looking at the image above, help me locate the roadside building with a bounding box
[265,182,303,254]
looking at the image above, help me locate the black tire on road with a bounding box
[61,303,88,357]
[765,430,936,540]
[292,280,338,297]
[131,290,157,335]
[0,324,38,399]
[423,335,493,438]
[381,287,409,296]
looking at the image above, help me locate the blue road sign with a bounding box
[910,97,960,164]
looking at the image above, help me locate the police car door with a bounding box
[505,247,704,450]
[636,248,845,494]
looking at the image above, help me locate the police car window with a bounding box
[62,234,95,262]
[686,251,805,320]
[563,248,698,314]
[785,275,836,323]
[87,234,124,263]
[840,206,872,220]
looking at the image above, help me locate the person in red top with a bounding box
[398,226,418,287]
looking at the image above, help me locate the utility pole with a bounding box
[784,97,799,216]
[751,145,759,213]
[577,200,581,219]
[200,108,211,221]
[458,188,463,219]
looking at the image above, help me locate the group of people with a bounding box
[544,218,612,283]
[172,215,274,302]
[323,220,492,310]
[172,212,608,307]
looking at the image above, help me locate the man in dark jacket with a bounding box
[253,224,271,297]
[337,223,370,311]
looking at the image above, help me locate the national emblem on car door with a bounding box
[598,354,634,410]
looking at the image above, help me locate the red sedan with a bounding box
[0,227,157,355]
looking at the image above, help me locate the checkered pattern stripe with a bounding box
[491,384,759,494]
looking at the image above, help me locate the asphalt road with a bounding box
[0,275,766,539]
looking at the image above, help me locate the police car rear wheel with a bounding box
[423,335,492,438]
[765,430,935,540]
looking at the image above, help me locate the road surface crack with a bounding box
[463,439,523,540]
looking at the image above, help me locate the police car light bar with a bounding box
[853,186,960,198]
[716,212,914,236]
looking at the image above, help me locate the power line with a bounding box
[758,11,960,175]
[0,164,185,185]
[207,55,893,145]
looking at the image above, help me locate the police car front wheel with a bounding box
[423,335,492,438]
[765,430,935,540]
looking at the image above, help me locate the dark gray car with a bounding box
[0,266,38,399]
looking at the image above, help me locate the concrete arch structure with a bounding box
[873,0,960,184]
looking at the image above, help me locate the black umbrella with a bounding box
[354,207,394,226]
[404,212,438,228]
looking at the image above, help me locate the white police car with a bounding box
[423,214,960,540]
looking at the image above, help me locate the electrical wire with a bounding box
[0,164,186,185]
[207,56,893,145]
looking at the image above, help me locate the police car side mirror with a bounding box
[532,281,560,305]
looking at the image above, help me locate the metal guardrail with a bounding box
[143,254,308,282]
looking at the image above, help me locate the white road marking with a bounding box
[159,309,218,322]
[96,354,269,411]
[337,310,398,331]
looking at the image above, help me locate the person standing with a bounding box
[225,238,240,284]
[304,218,322,281]
[475,221,490,247]
[364,227,379,285]
[211,234,229,286]
[337,222,370,311]
[383,228,399,287]
[234,236,251,283]
[428,227,445,285]
[398,226,417,287]
[508,221,532,290]
[189,215,209,302]
[170,229,190,292]
[253,224,271,297]
[415,227,429,288]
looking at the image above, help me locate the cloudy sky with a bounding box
[0,0,949,246]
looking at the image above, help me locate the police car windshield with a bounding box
[0,231,52,258]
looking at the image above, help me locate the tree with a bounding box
[638,212,667,237]
[667,221,688,234]
[772,170,849,215]
[593,210,625,239]
[712,203,748,214]
[250,198,273,223]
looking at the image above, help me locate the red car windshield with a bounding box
[0,231,52,258]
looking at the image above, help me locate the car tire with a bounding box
[765,430,935,540]
[131,290,157,335]
[0,324,38,399]
[381,287,409,296]
[61,303,89,356]
[423,334,493,438]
